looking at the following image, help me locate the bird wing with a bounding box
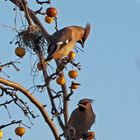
[52,27,72,43]
[67,109,78,126]
[46,28,73,60]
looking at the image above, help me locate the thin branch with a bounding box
[55,60,69,127]
[0,120,22,129]
[36,0,51,4]
[34,45,65,130]
[61,84,69,126]
[9,0,50,42]
[21,0,32,25]
[0,99,15,107]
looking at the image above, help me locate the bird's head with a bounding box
[78,98,94,111]
[77,23,91,48]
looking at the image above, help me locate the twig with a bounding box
[0,120,22,129]
[0,99,15,107]
[36,0,51,4]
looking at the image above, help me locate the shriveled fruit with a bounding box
[46,7,57,17]
[68,51,76,59]
[71,82,80,90]
[37,61,46,71]
[82,131,95,139]
[44,16,54,24]
[87,131,95,139]
[15,127,25,137]
[15,47,25,58]
[37,62,43,71]
[0,130,3,139]
[68,70,78,79]
[56,74,66,85]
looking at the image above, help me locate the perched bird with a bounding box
[45,23,91,61]
[66,99,95,140]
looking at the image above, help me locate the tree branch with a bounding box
[0,77,60,140]
[0,120,22,129]
[55,61,69,128]
[21,0,32,25]
[34,46,65,131]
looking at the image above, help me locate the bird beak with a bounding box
[79,39,84,48]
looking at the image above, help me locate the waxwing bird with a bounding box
[66,99,95,140]
[45,23,91,61]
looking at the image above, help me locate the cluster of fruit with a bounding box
[55,51,80,90]
[0,127,25,139]
[44,7,57,24]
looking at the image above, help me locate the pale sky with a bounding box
[1,0,140,140]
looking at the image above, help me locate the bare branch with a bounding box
[0,120,22,129]
[0,99,15,107]
[36,0,51,5]
[21,0,32,25]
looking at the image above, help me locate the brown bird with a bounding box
[66,99,95,140]
[45,23,90,61]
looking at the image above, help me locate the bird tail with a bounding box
[66,127,76,140]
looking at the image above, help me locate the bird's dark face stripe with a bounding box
[78,105,86,111]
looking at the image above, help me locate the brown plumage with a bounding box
[66,99,95,140]
[45,23,91,61]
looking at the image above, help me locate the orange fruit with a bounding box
[46,7,57,17]
[15,47,25,58]
[56,75,66,85]
[82,131,95,139]
[68,51,76,59]
[15,127,25,137]
[0,130,3,139]
[45,16,54,24]
[68,70,78,79]
[44,16,54,24]
[71,82,80,89]
[87,131,95,139]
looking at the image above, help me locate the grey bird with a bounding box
[66,99,95,140]
[45,23,90,61]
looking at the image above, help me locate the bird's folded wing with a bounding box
[46,28,73,60]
